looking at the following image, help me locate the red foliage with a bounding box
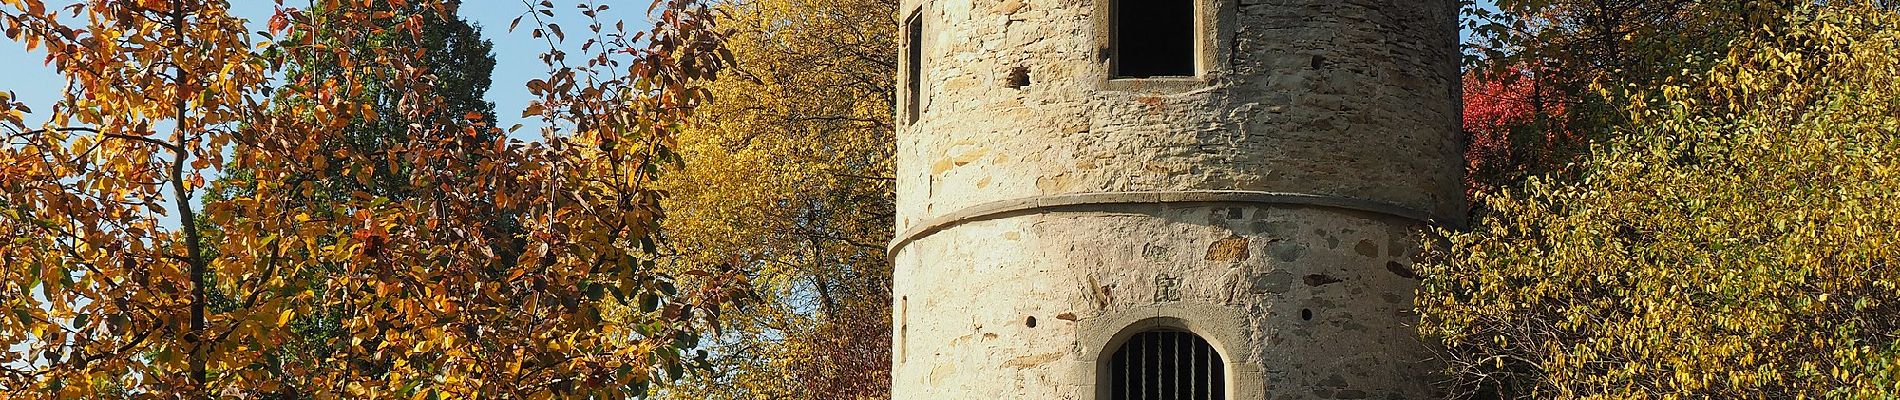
[1462,67,1581,199]
[787,299,893,399]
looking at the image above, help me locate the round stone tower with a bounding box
[889,0,1463,398]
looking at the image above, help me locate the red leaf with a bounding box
[268,10,289,34]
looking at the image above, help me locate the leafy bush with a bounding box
[1422,3,1900,398]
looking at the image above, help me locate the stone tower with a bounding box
[889,0,1463,398]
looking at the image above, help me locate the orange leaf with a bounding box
[268,11,288,34]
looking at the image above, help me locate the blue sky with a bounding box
[0,1,612,137]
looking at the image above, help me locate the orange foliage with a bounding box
[0,0,737,397]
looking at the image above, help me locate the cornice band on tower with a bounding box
[888,190,1438,253]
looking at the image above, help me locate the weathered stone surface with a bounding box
[893,0,1464,232]
[1207,236,1253,261]
[891,0,1460,398]
[892,208,1445,398]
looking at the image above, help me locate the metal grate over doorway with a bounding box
[1108,330,1225,400]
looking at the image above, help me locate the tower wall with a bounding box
[891,0,1463,398]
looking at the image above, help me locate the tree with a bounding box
[1422,2,1900,398]
[1465,0,1766,88]
[647,0,897,396]
[199,1,506,394]
[1457,0,1785,198]
[1462,66,1579,201]
[0,0,737,397]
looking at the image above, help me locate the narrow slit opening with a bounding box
[904,12,924,124]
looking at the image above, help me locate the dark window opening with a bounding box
[1109,330,1225,400]
[905,13,925,124]
[1112,0,1195,78]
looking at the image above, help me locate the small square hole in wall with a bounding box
[1006,66,1031,89]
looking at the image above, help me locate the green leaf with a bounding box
[640,293,658,313]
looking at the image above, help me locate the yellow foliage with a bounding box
[1421,3,1900,399]
[650,0,896,396]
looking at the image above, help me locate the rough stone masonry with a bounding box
[889,0,1463,398]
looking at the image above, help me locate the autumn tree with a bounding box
[0,0,738,397]
[199,0,505,393]
[1461,67,1579,200]
[1464,0,1770,88]
[1457,0,1792,197]
[1422,2,1900,398]
[648,0,897,397]
[242,0,500,200]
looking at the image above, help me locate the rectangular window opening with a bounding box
[1112,0,1196,78]
[905,12,925,124]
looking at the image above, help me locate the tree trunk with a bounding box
[170,1,209,394]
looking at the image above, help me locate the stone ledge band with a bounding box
[888,190,1438,253]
